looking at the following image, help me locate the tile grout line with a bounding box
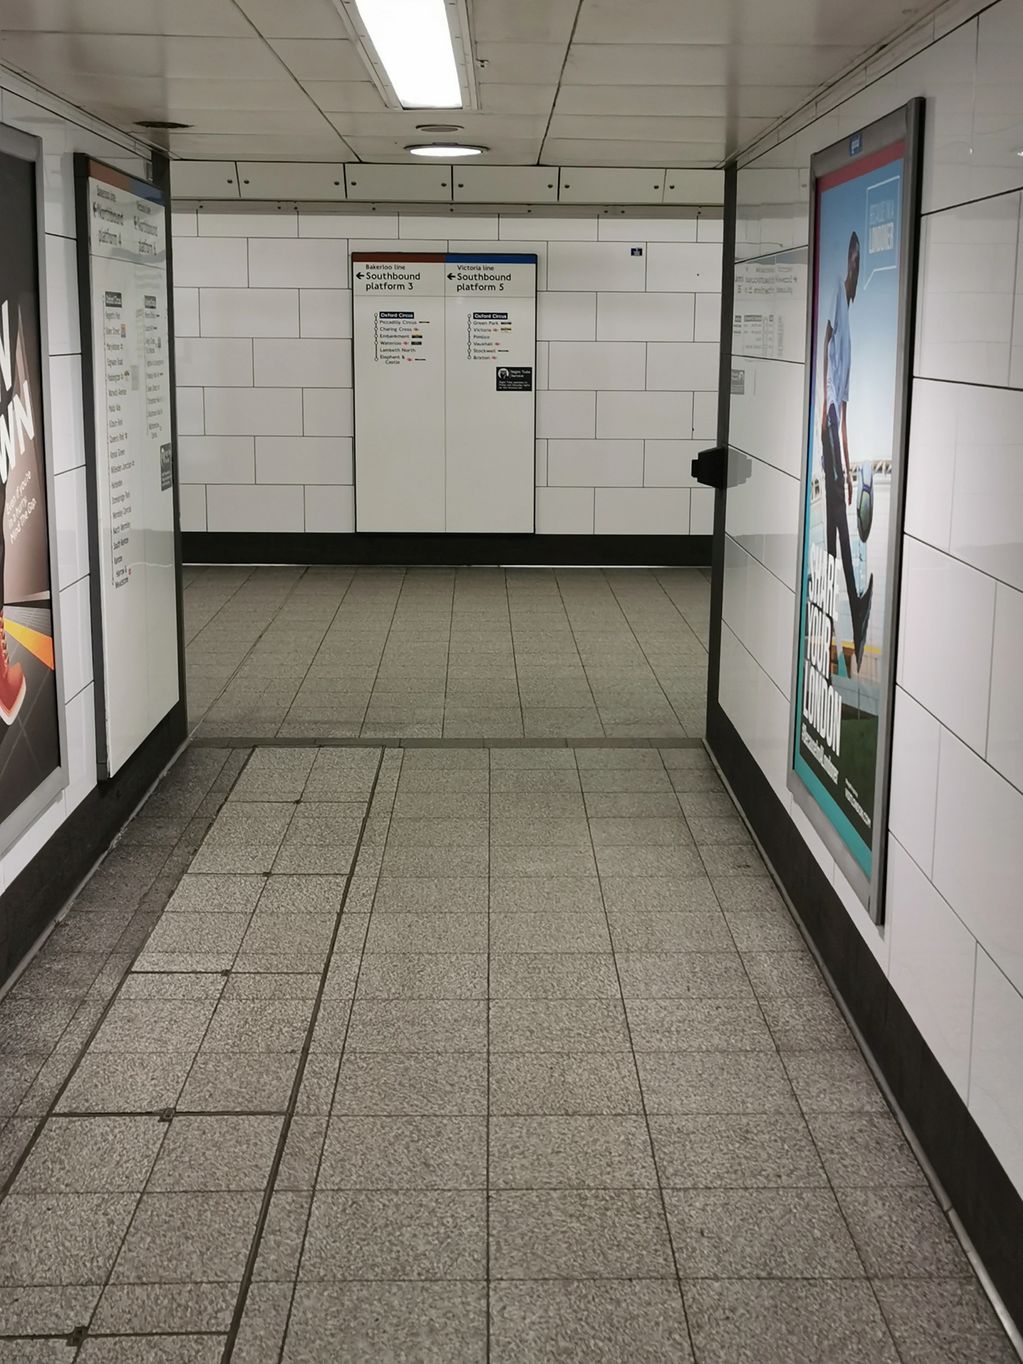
[221,745,387,1362]
[573,744,699,1362]
[601,569,693,737]
[551,569,607,739]
[274,566,360,739]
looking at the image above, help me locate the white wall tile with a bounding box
[647,342,718,391]
[44,235,79,354]
[175,337,253,389]
[299,289,353,339]
[535,439,548,486]
[500,217,598,242]
[697,215,724,242]
[255,436,352,485]
[48,354,85,475]
[305,484,355,532]
[537,391,596,439]
[178,484,208,532]
[536,486,594,534]
[690,487,715,534]
[694,292,721,342]
[725,451,799,588]
[253,339,351,388]
[63,683,97,816]
[537,292,596,341]
[722,534,795,697]
[173,237,248,288]
[303,388,354,437]
[58,575,93,701]
[300,212,397,238]
[594,487,691,535]
[248,237,349,288]
[934,729,1023,996]
[172,209,197,238]
[53,466,89,587]
[888,837,975,1099]
[176,388,204,436]
[535,341,549,392]
[204,387,302,437]
[646,241,723,292]
[199,210,297,237]
[597,391,693,440]
[728,356,808,478]
[969,951,1023,1194]
[597,292,695,342]
[643,439,702,488]
[200,288,299,338]
[987,583,1023,792]
[692,391,717,440]
[174,288,199,337]
[178,436,255,485]
[548,341,645,391]
[888,687,941,877]
[402,214,496,239]
[904,378,957,552]
[547,242,647,291]
[206,484,305,533]
[950,384,1023,592]
[547,439,643,488]
[899,537,996,754]
[598,217,697,242]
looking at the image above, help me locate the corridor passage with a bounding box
[0,565,1015,1362]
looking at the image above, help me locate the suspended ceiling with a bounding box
[0,0,932,166]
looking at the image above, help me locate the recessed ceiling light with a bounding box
[136,119,191,130]
[407,143,485,158]
[416,123,463,134]
[1016,147,1023,157]
[354,0,461,108]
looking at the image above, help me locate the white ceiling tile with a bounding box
[302,82,389,114]
[171,161,241,198]
[0,0,251,36]
[564,43,862,87]
[326,111,548,141]
[476,42,570,84]
[663,171,726,205]
[573,0,930,47]
[472,0,578,44]
[545,140,725,168]
[161,132,352,159]
[267,38,369,82]
[555,83,815,119]
[60,76,313,115]
[0,32,284,79]
[548,115,765,145]
[481,84,559,116]
[232,0,349,39]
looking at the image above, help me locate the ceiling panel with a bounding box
[544,139,726,168]
[2,72,314,115]
[479,83,559,116]
[232,0,350,40]
[266,38,369,82]
[548,115,769,145]
[301,82,390,114]
[554,83,817,119]
[0,0,251,37]
[563,42,863,87]
[153,131,352,159]
[574,0,929,48]
[0,32,285,80]
[326,111,548,141]
[471,0,579,44]
[475,42,571,84]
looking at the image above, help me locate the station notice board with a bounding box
[76,157,179,779]
[353,252,537,533]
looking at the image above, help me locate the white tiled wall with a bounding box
[172,209,723,536]
[722,0,1023,1199]
[0,78,150,894]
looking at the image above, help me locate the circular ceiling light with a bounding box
[136,119,191,130]
[416,123,463,134]
[407,143,486,158]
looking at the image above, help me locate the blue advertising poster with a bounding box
[792,140,904,882]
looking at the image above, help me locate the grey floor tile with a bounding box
[489,1053,642,1115]
[164,875,265,915]
[683,1279,899,1364]
[56,1053,193,1115]
[600,876,723,915]
[365,912,488,954]
[234,915,335,972]
[490,1189,674,1279]
[201,998,314,1052]
[636,1052,799,1115]
[625,998,774,1052]
[382,846,489,877]
[300,1189,486,1280]
[781,1050,888,1114]
[589,817,692,847]
[282,1281,487,1364]
[490,1000,629,1053]
[650,1113,827,1188]
[489,953,619,999]
[583,792,683,817]
[135,912,249,969]
[665,1187,863,1278]
[492,847,596,878]
[0,1283,101,1336]
[252,1190,312,1282]
[111,1190,262,1283]
[488,877,603,915]
[318,1115,487,1189]
[147,1115,282,1191]
[836,1187,973,1278]
[372,877,488,915]
[12,1117,165,1194]
[806,1112,927,1187]
[346,1000,487,1052]
[332,1053,488,1116]
[615,951,752,1000]
[356,952,488,999]
[596,846,705,878]
[90,1279,238,1334]
[872,1277,1020,1363]
[490,1115,657,1189]
[608,910,734,952]
[77,1335,226,1362]
[255,876,348,914]
[90,999,217,1055]
[741,949,830,997]
[0,1192,138,1286]
[758,994,856,1052]
[490,914,612,954]
[177,1051,299,1111]
[490,1279,692,1363]
[724,907,806,951]
[386,817,489,849]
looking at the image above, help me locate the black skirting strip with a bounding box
[0,701,189,990]
[188,735,706,750]
[706,697,1023,1333]
[182,531,713,568]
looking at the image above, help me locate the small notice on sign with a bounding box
[160,442,173,491]
[496,365,532,391]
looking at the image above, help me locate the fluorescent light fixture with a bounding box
[407,143,485,157]
[354,0,461,108]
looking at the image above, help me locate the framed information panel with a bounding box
[76,157,179,779]
[787,99,923,923]
[0,124,67,856]
[353,252,537,533]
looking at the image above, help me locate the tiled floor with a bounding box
[183,566,711,740]
[0,741,1017,1362]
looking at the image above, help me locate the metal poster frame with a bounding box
[786,98,924,924]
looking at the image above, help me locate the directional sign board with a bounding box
[353,252,537,534]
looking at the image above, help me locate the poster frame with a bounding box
[785,97,924,925]
[0,122,69,859]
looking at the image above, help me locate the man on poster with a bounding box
[820,230,873,669]
[0,296,28,724]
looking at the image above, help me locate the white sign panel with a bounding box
[82,162,178,777]
[353,252,536,534]
[732,255,808,362]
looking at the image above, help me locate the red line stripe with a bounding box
[817,140,904,192]
[351,253,446,262]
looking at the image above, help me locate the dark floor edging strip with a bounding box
[706,698,1023,1335]
[189,735,706,751]
[183,531,713,568]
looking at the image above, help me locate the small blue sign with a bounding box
[850,131,863,156]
